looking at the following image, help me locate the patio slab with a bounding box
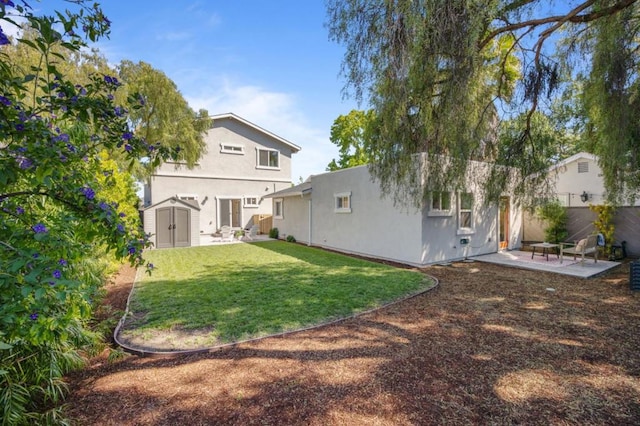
[472,250,620,278]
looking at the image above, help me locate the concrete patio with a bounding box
[472,250,620,278]
[199,233,274,246]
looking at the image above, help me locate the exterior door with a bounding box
[219,198,242,228]
[156,207,191,248]
[499,197,510,250]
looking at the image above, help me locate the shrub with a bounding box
[286,235,296,243]
[536,201,568,243]
[269,228,279,239]
[590,204,616,258]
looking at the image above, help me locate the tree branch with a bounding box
[479,0,638,50]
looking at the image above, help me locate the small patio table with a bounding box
[530,242,559,261]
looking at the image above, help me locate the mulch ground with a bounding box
[65,260,640,425]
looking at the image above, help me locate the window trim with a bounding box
[220,143,245,155]
[274,198,284,219]
[456,192,475,235]
[427,191,452,217]
[244,196,259,208]
[334,191,352,214]
[256,148,280,170]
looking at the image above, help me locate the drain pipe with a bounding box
[308,199,312,246]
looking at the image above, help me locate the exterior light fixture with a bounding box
[580,191,589,203]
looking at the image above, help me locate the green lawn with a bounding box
[123,242,434,347]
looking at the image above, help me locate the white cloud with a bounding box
[157,31,192,42]
[186,79,336,181]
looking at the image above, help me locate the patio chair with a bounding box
[220,225,234,242]
[243,225,259,241]
[560,234,598,265]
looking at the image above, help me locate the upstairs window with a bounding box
[220,143,244,154]
[177,193,198,201]
[428,191,452,216]
[458,192,474,233]
[334,192,352,213]
[257,148,279,169]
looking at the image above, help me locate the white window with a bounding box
[244,196,259,207]
[257,148,280,169]
[428,191,452,216]
[274,198,284,219]
[177,193,198,201]
[578,161,589,173]
[457,192,474,233]
[220,143,244,154]
[334,192,352,213]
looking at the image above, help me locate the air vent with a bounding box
[578,161,589,173]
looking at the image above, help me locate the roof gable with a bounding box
[209,113,301,153]
[143,197,201,211]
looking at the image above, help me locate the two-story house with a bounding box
[142,113,301,248]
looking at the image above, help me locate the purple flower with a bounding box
[80,186,95,200]
[32,223,47,233]
[124,143,132,152]
[17,156,33,169]
[114,106,125,117]
[0,28,9,46]
[0,95,11,106]
[15,123,24,131]
[127,246,136,255]
[119,212,126,218]
[49,281,56,286]
[16,206,24,215]
[1,1,15,8]
[32,253,39,258]
[53,269,62,279]
[30,312,38,321]
[117,223,125,233]
[148,263,154,270]
[58,258,67,266]
[122,132,133,140]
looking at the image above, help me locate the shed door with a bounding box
[156,206,191,248]
[156,207,174,249]
[174,207,191,247]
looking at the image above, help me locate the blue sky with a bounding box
[10,1,360,181]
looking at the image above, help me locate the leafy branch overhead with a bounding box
[326,0,640,207]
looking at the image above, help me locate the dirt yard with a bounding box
[65,260,640,425]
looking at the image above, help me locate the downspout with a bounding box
[308,198,312,246]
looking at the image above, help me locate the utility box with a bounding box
[630,261,640,291]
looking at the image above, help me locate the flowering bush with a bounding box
[0,1,178,422]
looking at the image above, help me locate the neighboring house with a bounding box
[266,162,523,267]
[524,152,640,257]
[143,113,301,248]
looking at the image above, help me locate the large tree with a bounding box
[326,0,640,206]
[117,60,211,177]
[326,109,376,171]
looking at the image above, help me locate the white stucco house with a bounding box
[266,161,523,267]
[142,113,301,248]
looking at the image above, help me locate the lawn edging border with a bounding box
[113,269,439,358]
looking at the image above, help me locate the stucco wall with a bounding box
[149,175,289,234]
[309,166,425,265]
[272,194,310,243]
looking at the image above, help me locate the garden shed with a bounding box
[143,197,200,249]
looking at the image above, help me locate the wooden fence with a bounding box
[252,214,273,235]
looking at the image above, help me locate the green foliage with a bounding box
[326,109,375,171]
[269,227,279,239]
[590,204,616,257]
[0,2,178,423]
[116,60,211,178]
[286,235,296,243]
[536,201,568,244]
[326,1,640,207]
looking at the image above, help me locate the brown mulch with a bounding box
[65,261,640,425]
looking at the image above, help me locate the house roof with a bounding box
[209,112,301,153]
[143,196,201,211]
[547,152,597,173]
[264,180,312,198]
